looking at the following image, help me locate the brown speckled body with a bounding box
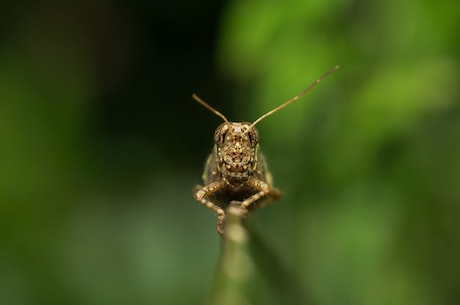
[194,122,281,235]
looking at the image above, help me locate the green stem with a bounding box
[208,206,308,305]
[208,205,253,305]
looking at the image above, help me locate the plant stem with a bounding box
[208,205,253,305]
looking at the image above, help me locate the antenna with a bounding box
[192,93,229,123]
[250,65,339,127]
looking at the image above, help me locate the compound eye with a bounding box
[247,127,259,146]
[214,123,228,144]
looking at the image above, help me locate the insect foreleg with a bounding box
[238,177,281,216]
[194,181,227,235]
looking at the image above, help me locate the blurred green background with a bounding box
[1,0,459,304]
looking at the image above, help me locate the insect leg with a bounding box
[194,181,227,235]
[239,177,281,216]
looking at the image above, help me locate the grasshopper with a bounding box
[194,66,339,235]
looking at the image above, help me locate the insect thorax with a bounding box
[214,122,260,184]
